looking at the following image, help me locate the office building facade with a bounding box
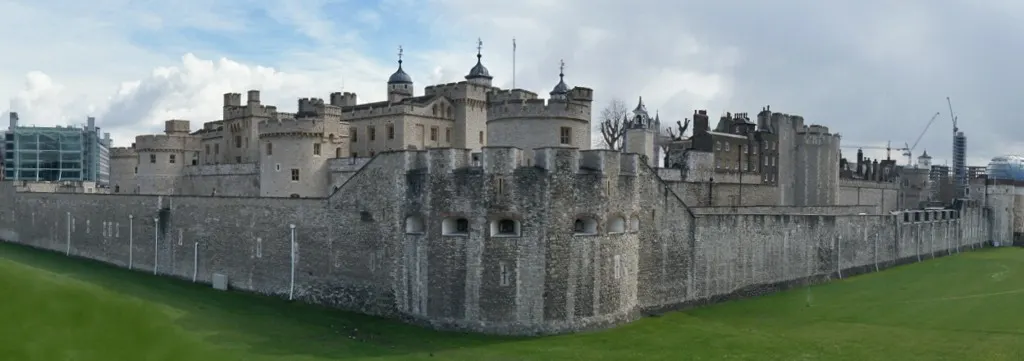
[3,112,111,186]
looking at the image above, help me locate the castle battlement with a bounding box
[297,98,342,118]
[487,98,591,123]
[423,81,490,99]
[329,92,357,107]
[110,147,137,158]
[801,124,832,135]
[258,118,341,138]
[341,104,414,120]
[488,89,539,103]
[135,134,195,152]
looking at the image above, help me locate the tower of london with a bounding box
[0,39,997,337]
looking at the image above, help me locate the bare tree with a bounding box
[598,98,629,150]
[658,118,691,167]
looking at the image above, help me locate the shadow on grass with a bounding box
[0,241,522,359]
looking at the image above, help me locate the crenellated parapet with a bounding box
[258,117,344,139]
[135,134,199,153]
[487,98,591,124]
[110,147,137,159]
[390,147,640,177]
[341,104,416,120]
[297,97,343,118]
[487,89,539,103]
[423,81,490,100]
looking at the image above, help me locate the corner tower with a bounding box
[487,60,593,159]
[387,46,413,103]
[258,110,346,198]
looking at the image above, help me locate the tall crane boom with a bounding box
[901,112,941,166]
[947,97,958,133]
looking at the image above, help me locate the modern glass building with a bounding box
[987,155,1024,181]
[3,114,111,186]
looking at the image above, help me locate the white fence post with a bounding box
[289,224,296,301]
[192,241,199,282]
[128,215,134,269]
[65,212,71,255]
[837,235,843,279]
[153,217,159,275]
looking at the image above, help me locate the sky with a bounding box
[2,0,1021,167]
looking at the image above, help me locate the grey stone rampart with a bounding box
[0,153,995,338]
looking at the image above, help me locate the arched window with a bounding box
[574,217,598,235]
[607,216,626,234]
[490,219,520,237]
[442,217,469,236]
[405,216,425,234]
[335,148,341,158]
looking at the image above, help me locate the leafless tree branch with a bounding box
[598,98,629,150]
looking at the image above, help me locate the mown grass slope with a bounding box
[1,241,1022,361]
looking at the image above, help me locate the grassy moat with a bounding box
[0,241,1022,361]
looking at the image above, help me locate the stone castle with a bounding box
[0,41,1006,336]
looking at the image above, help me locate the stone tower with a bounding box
[623,96,657,167]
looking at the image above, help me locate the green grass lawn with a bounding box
[1,243,1023,361]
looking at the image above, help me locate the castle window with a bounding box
[114,185,120,193]
[387,124,395,140]
[447,106,453,119]
[479,131,484,144]
[266,142,273,155]
[313,143,321,156]
[724,143,730,152]
[134,167,137,174]
[215,144,219,154]
[613,255,623,280]
[442,217,469,236]
[499,262,512,287]
[191,158,197,166]
[559,127,572,145]
[275,163,281,171]
[351,128,358,142]
[629,216,640,232]
[494,177,505,195]
[574,217,598,235]
[235,156,242,163]
[235,136,241,148]
[149,154,156,163]
[205,145,210,155]
[445,128,451,143]
[405,216,425,234]
[430,127,438,141]
[607,216,626,234]
[335,148,341,158]
[291,169,300,181]
[715,142,721,151]
[491,219,520,237]
[368,127,376,141]
[432,105,438,117]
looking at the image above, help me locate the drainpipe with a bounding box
[128,215,134,269]
[289,224,296,301]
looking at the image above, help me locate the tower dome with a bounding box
[465,38,492,84]
[549,59,569,99]
[388,46,413,85]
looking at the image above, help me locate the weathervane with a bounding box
[477,38,483,55]
[398,46,404,63]
[559,59,565,77]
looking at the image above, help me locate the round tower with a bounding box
[465,38,493,87]
[487,60,592,159]
[258,116,347,198]
[387,46,413,103]
[109,146,138,194]
[134,120,201,195]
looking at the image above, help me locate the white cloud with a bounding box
[1,0,1023,170]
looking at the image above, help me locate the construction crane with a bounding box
[947,97,958,133]
[840,141,908,160]
[902,112,942,166]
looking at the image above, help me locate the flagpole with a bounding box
[512,38,517,89]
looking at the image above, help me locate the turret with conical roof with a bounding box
[465,38,493,87]
[549,60,570,100]
[387,46,413,102]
